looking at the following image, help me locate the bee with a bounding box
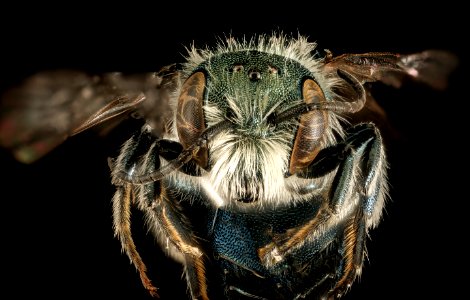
[0,33,458,299]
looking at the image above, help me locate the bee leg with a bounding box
[259,132,356,266]
[116,182,209,300]
[328,123,387,298]
[146,145,209,300]
[298,122,382,179]
[328,206,367,299]
[113,130,209,299]
[112,183,160,297]
[260,123,386,277]
[111,129,161,296]
[147,193,209,300]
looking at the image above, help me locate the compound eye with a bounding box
[177,71,208,168]
[289,79,328,175]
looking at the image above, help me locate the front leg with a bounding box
[111,129,209,299]
[327,125,388,299]
[148,190,209,300]
[258,123,388,293]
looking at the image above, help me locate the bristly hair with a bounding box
[181,32,346,105]
[185,33,319,68]
[184,33,322,75]
[167,33,347,209]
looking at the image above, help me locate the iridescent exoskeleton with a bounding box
[0,34,457,299]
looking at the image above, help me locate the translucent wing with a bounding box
[0,64,180,164]
[323,50,459,90]
[323,50,458,139]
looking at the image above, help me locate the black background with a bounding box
[0,3,465,299]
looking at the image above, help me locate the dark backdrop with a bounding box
[0,4,464,299]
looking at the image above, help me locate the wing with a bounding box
[322,49,458,138]
[0,64,181,164]
[323,49,458,90]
